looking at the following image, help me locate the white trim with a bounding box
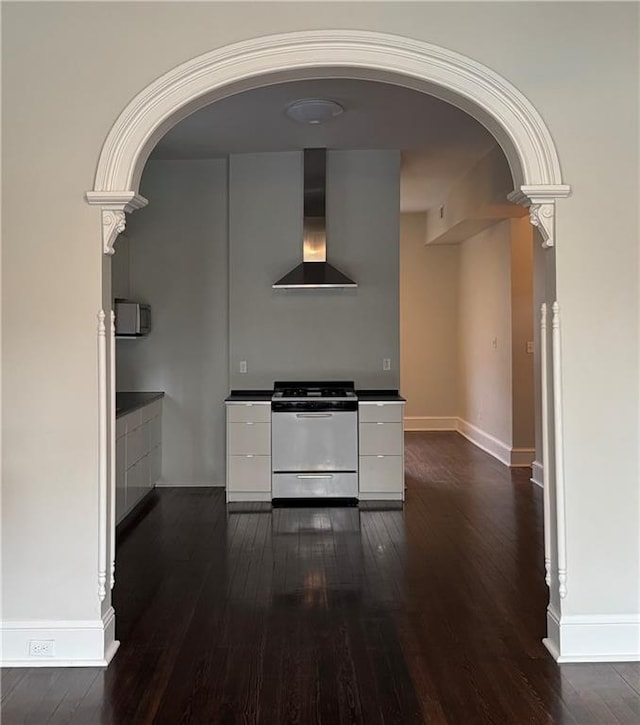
[154,481,224,488]
[552,302,568,598]
[544,611,640,663]
[540,302,552,587]
[456,418,511,467]
[407,418,534,468]
[1,608,119,668]
[510,447,535,467]
[109,311,116,590]
[89,30,566,196]
[531,460,544,488]
[97,311,107,602]
[403,415,457,431]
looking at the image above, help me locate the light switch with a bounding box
[526,341,534,354]
[383,358,391,371]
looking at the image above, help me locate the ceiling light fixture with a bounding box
[285,98,345,125]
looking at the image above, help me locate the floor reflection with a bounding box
[225,506,408,610]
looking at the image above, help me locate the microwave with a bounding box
[114,301,151,336]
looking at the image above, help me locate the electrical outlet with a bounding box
[239,360,248,374]
[383,358,391,371]
[29,640,55,657]
[526,341,534,354]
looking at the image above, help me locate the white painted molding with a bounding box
[552,301,568,599]
[508,186,570,248]
[531,460,544,488]
[545,609,640,663]
[0,608,119,668]
[540,302,552,587]
[97,311,107,602]
[403,416,457,431]
[89,30,568,201]
[510,448,535,467]
[109,311,116,590]
[85,192,147,255]
[457,419,511,467]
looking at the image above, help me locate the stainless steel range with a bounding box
[271,381,358,500]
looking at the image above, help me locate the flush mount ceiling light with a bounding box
[285,98,345,125]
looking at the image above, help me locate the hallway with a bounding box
[2,433,639,723]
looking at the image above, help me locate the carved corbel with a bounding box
[508,185,571,249]
[101,210,126,255]
[85,191,148,255]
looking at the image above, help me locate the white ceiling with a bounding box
[151,78,501,212]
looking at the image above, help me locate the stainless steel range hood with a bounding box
[273,149,357,289]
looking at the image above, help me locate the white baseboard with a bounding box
[155,481,224,488]
[531,460,544,488]
[404,416,457,432]
[1,607,119,667]
[510,447,535,467]
[544,607,640,662]
[456,418,512,466]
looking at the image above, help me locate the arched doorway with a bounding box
[86,30,570,659]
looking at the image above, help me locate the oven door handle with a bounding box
[295,413,333,418]
[296,474,334,479]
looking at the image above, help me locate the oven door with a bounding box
[272,410,357,472]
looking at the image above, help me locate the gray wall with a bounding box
[229,150,400,389]
[116,160,229,486]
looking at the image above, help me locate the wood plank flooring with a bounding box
[3,431,640,723]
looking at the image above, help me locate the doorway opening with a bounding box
[87,30,570,662]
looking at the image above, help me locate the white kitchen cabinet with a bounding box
[358,401,405,501]
[116,397,163,524]
[225,401,271,502]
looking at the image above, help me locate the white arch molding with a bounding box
[87,30,571,658]
[86,30,570,252]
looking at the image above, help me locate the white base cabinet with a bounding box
[358,401,405,501]
[116,398,162,524]
[226,401,271,502]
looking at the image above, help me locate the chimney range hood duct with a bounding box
[273,149,357,289]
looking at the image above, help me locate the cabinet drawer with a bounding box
[359,455,403,493]
[150,445,162,485]
[359,423,403,456]
[228,422,271,455]
[227,403,271,423]
[359,403,403,423]
[148,415,162,449]
[142,399,162,423]
[116,416,127,440]
[228,455,271,492]
[125,410,143,433]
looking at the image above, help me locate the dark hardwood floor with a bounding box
[3,432,640,724]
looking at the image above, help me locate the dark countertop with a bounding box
[225,389,405,403]
[357,390,406,402]
[225,390,273,402]
[116,391,165,418]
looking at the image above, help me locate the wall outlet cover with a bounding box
[29,640,55,657]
